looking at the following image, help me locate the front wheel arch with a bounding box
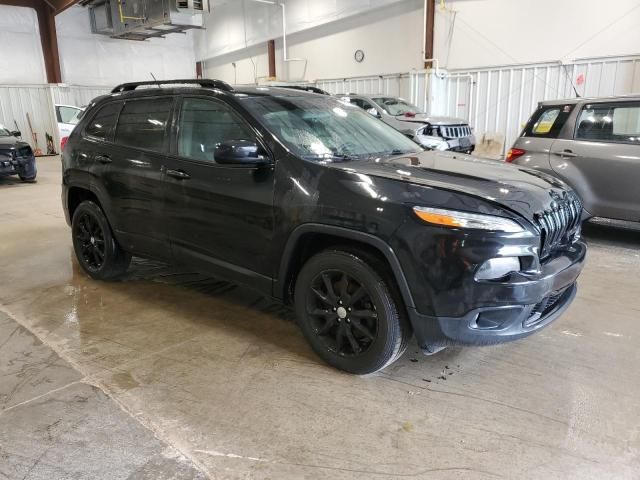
[276,224,416,311]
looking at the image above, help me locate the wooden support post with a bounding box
[268,39,276,79]
[35,3,62,84]
[424,0,435,69]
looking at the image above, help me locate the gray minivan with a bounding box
[508,96,640,223]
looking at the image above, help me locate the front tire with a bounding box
[294,249,410,374]
[71,201,131,280]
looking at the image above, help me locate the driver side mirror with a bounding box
[366,108,381,119]
[214,140,270,166]
[11,130,21,137]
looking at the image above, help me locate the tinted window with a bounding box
[523,104,574,138]
[84,102,121,140]
[178,98,255,162]
[114,98,173,152]
[576,102,640,144]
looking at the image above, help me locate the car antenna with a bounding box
[150,72,161,88]
[562,64,580,98]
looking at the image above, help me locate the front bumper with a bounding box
[408,240,586,348]
[392,220,587,348]
[0,156,36,179]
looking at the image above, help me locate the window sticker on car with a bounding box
[563,105,571,113]
[533,109,560,134]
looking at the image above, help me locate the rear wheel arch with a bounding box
[276,224,416,311]
[67,187,101,220]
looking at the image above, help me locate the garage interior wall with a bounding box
[433,0,640,70]
[0,6,46,84]
[197,0,423,84]
[56,6,197,86]
[199,0,640,84]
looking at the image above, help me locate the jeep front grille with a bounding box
[535,194,582,259]
[439,125,472,139]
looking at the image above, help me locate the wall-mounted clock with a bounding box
[354,49,365,63]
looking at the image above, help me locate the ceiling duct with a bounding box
[84,0,209,41]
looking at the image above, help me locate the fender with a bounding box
[63,175,121,234]
[274,223,416,310]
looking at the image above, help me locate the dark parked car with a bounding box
[0,126,37,182]
[62,79,586,374]
[508,95,640,223]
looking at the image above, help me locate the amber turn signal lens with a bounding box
[413,210,463,227]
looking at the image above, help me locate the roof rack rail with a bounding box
[278,85,331,95]
[111,79,233,94]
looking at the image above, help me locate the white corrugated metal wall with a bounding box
[315,73,412,99]
[0,85,109,153]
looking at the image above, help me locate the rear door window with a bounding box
[114,97,173,153]
[576,102,640,144]
[523,104,574,138]
[84,102,122,141]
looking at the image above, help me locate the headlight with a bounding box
[413,206,525,233]
[475,257,521,280]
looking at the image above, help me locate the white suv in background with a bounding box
[339,94,475,153]
[55,104,84,139]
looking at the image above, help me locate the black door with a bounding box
[162,96,275,292]
[105,96,175,260]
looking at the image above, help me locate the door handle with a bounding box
[553,150,577,158]
[165,168,191,180]
[95,154,112,164]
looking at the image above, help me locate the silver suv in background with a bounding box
[339,94,475,153]
[508,96,640,223]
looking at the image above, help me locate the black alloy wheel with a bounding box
[71,200,131,280]
[74,212,106,271]
[295,249,411,374]
[307,270,378,357]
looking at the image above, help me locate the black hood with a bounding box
[327,150,573,219]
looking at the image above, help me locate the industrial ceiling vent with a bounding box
[85,0,210,41]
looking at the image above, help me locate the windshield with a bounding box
[372,97,423,116]
[241,94,422,160]
[0,126,12,137]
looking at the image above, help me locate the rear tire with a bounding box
[71,201,130,280]
[294,249,411,374]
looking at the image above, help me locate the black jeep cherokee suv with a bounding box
[61,79,586,374]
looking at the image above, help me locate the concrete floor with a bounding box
[1,158,639,480]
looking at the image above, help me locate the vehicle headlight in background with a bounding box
[475,257,521,280]
[413,206,525,233]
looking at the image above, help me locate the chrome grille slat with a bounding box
[536,194,582,258]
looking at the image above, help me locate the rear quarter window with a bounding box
[83,102,122,141]
[523,104,574,138]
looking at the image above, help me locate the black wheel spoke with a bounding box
[335,324,345,353]
[308,308,333,318]
[351,319,375,341]
[321,273,338,303]
[351,309,377,320]
[348,286,365,306]
[316,317,336,335]
[338,273,349,300]
[345,326,361,354]
[311,287,333,306]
